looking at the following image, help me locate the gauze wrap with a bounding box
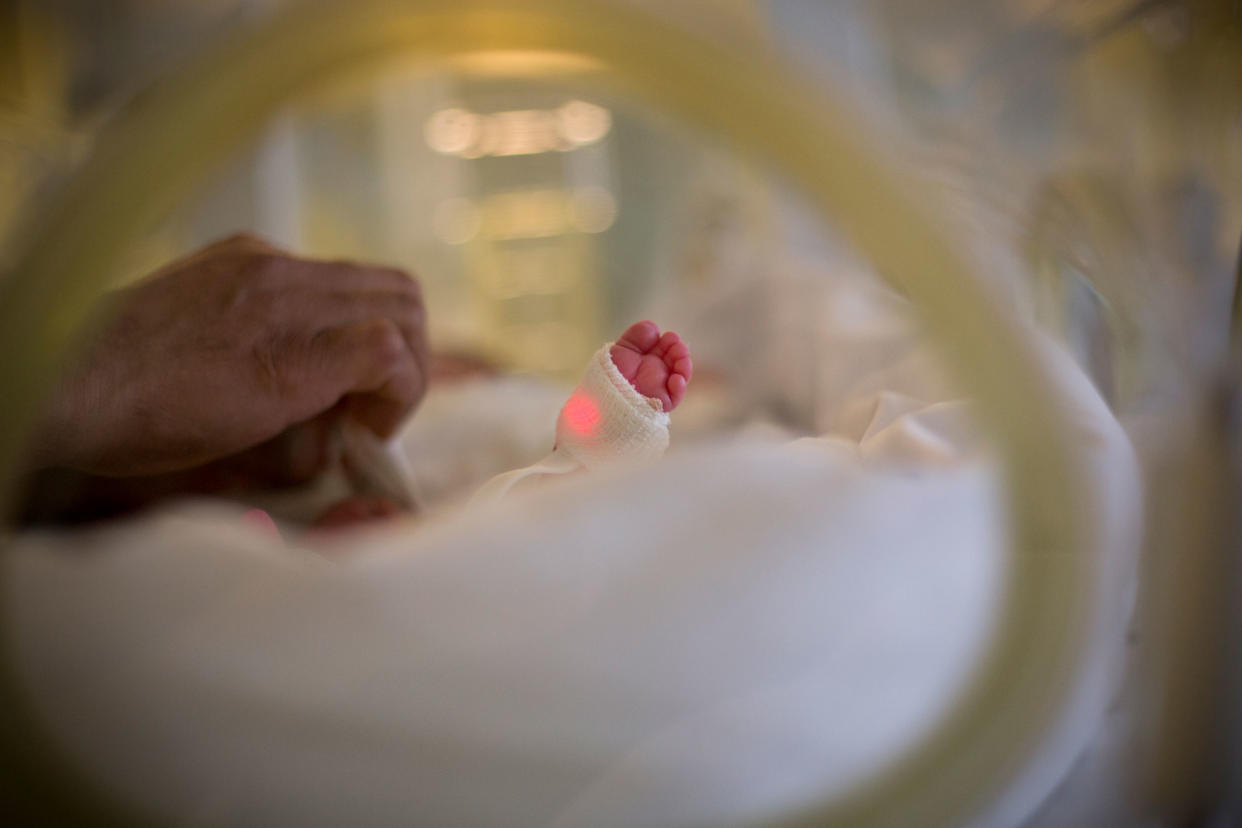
[471,343,670,505]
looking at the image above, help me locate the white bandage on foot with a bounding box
[554,342,670,469]
[471,343,671,505]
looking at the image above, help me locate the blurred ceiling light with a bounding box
[487,109,568,156]
[424,108,481,156]
[426,101,611,158]
[556,100,611,145]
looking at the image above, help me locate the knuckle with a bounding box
[406,277,424,303]
[382,266,421,297]
[367,321,408,368]
[394,294,425,328]
[212,232,275,262]
[394,267,420,289]
[251,336,287,396]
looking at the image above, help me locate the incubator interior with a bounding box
[0,1,1238,826]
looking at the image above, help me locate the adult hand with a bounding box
[26,234,428,479]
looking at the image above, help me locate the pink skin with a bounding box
[242,508,283,540]
[307,321,692,533]
[311,496,403,532]
[608,320,693,412]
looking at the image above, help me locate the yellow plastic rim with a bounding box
[0,1,1095,825]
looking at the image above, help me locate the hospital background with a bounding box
[0,0,1240,826]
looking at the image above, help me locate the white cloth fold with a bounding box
[4,330,1140,828]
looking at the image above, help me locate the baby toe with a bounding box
[667,373,687,410]
[617,320,661,354]
[654,330,680,357]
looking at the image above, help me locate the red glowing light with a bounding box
[563,393,601,436]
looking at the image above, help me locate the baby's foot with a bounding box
[609,321,693,412]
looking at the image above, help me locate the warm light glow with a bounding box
[562,392,600,436]
[425,101,611,158]
[556,100,610,145]
[488,109,567,156]
[424,108,481,155]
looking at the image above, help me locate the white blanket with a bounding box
[6,338,1139,828]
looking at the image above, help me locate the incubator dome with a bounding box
[0,2,1235,826]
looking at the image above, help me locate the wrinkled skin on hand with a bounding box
[25,234,429,483]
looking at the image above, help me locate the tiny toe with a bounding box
[617,320,661,353]
[675,356,693,381]
[667,374,687,409]
[654,330,679,357]
[667,342,689,361]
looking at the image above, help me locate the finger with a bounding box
[242,258,428,363]
[336,291,428,400]
[251,285,427,405]
[242,286,427,364]
[268,257,423,297]
[330,260,423,297]
[344,374,420,439]
[250,415,337,485]
[137,233,284,284]
[194,412,338,489]
[185,233,286,269]
[295,290,427,364]
[300,320,424,438]
[201,232,284,258]
[343,291,426,373]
